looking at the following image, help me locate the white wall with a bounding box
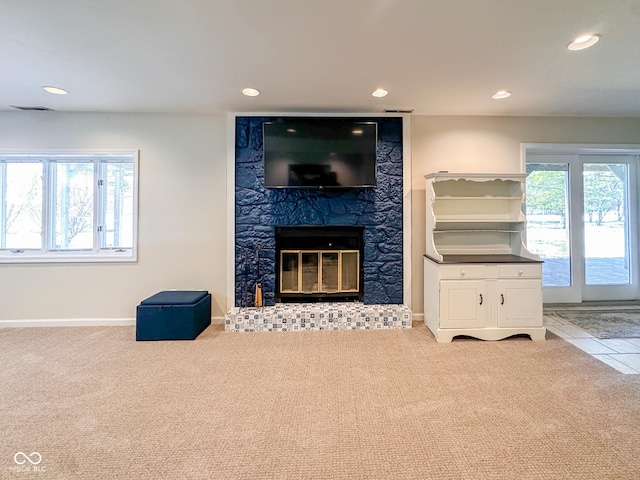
[3,113,640,323]
[0,112,228,323]
[411,115,640,315]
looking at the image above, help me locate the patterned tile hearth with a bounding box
[225,303,412,332]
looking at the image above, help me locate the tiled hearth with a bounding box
[225,302,412,332]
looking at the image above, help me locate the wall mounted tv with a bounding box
[263,118,377,188]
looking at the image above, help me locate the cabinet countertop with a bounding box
[424,254,543,264]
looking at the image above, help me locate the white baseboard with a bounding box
[0,318,136,328]
[412,313,424,322]
[0,316,226,328]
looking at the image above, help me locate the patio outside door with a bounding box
[525,151,640,304]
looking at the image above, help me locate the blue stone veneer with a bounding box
[235,116,404,307]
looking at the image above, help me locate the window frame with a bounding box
[0,149,139,264]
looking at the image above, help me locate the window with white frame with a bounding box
[0,150,138,262]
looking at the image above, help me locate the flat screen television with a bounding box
[263,118,377,188]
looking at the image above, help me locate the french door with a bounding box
[525,149,640,303]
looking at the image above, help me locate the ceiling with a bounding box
[2,0,640,116]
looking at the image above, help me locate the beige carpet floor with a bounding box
[1,325,639,479]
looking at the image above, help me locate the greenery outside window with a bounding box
[0,150,138,263]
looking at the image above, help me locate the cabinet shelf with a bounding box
[434,220,524,228]
[434,229,521,233]
[434,196,522,200]
[425,172,536,261]
[435,216,525,222]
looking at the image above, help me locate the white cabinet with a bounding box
[439,280,487,329]
[423,173,545,342]
[425,258,545,342]
[497,279,542,328]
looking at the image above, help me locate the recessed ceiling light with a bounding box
[42,86,68,95]
[242,87,260,97]
[492,90,511,100]
[568,34,600,51]
[372,88,388,98]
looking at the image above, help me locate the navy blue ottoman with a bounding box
[136,290,211,341]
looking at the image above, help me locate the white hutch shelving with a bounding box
[423,172,546,342]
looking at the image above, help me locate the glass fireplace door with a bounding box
[280,250,359,294]
[281,252,299,292]
[341,251,359,291]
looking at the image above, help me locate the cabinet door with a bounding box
[440,281,487,328]
[497,279,542,327]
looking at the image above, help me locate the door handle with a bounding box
[479,293,483,305]
[500,293,505,305]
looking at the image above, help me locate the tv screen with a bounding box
[263,118,377,188]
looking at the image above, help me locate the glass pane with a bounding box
[102,162,134,248]
[583,163,630,285]
[2,162,43,249]
[322,252,339,292]
[341,252,359,291]
[281,252,299,291]
[301,252,318,292]
[526,164,571,287]
[52,162,94,250]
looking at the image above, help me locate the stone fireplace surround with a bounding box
[234,116,404,308]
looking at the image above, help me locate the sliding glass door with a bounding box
[525,151,639,303]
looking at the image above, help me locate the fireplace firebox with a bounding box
[275,226,364,303]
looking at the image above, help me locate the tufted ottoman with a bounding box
[136,290,211,341]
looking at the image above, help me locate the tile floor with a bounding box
[544,310,640,374]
